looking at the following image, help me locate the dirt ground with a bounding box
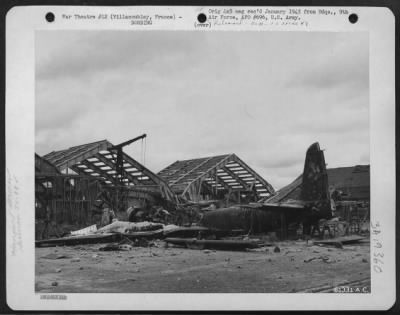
[35,239,370,293]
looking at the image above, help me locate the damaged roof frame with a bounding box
[43,139,176,201]
[158,153,275,201]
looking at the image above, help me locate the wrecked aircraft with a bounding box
[200,142,332,237]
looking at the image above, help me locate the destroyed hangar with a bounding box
[35,136,370,248]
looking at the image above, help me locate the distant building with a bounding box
[266,165,370,203]
[327,165,370,201]
[327,165,370,230]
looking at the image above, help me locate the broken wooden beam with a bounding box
[164,237,261,251]
[35,233,120,248]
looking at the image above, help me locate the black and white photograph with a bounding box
[5,5,396,310]
[34,29,372,293]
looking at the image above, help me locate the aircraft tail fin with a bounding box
[300,142,330,202]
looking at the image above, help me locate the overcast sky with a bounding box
[35,30,369,189]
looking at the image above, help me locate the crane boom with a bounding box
[110,133,147,150]
[109,133,147,211]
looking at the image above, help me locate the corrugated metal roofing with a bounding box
[35,153,61,175]
[327,165,370,189]
[265,174,303,203]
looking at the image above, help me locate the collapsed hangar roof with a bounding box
[43,139,175,199]
[158,153,275,199]
[41,141,276,201]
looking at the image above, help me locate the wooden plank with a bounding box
[164,238,261,250]
[313,236,366,246]
[35,233,121,247]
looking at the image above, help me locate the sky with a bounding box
[35,30,369,189]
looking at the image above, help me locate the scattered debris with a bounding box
[119,237,134,246]
[119,244,133,251]
[42,254,70,260]
[314,241,343,249]
[304,256,330,263]
[132,238,154,248]
[99,243,120,251]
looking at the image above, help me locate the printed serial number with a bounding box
[40,295,67,300]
